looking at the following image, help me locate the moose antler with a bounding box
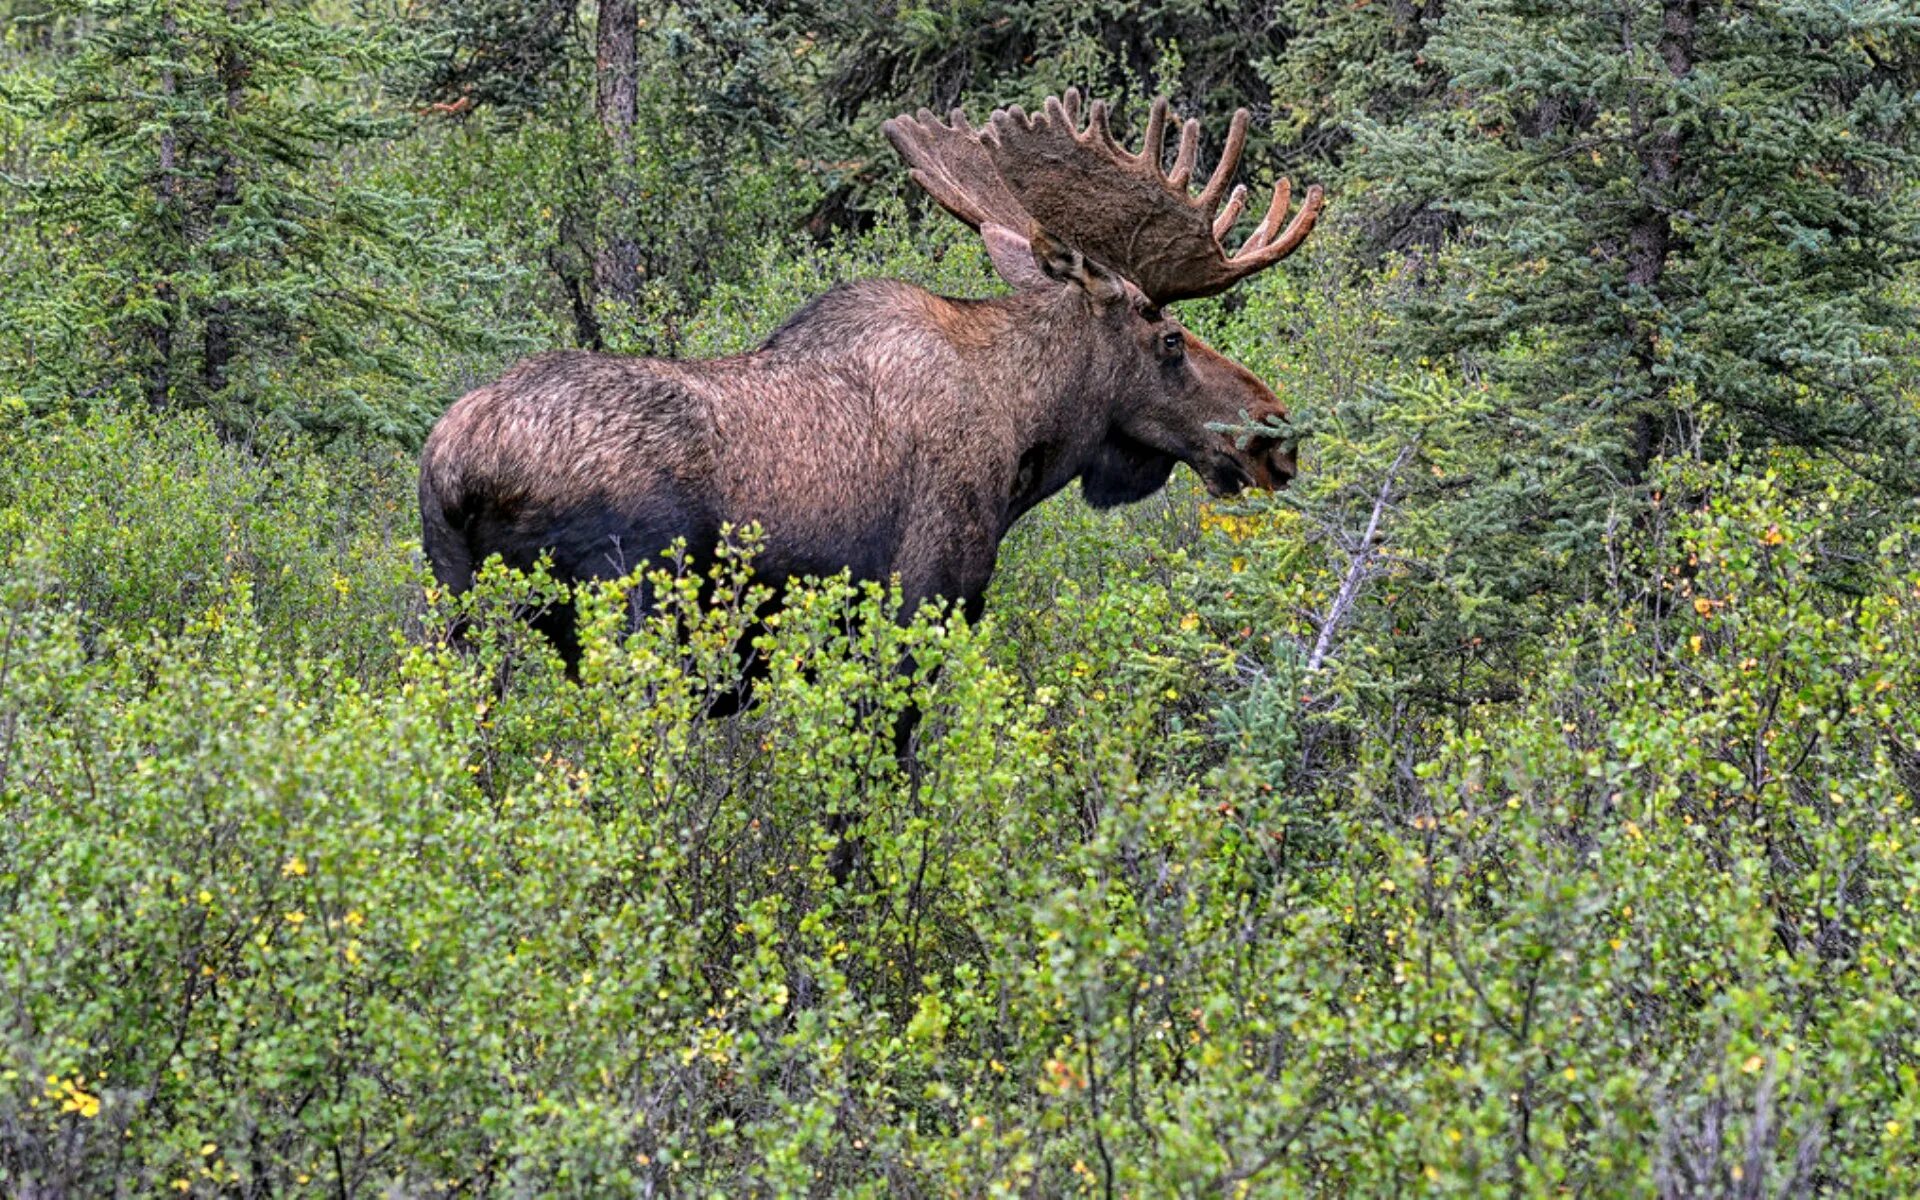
[882,107,1037,236]
[886,91,1322,305]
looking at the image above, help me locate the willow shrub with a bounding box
[1234,461,1920,1196]
[0,411,418,673]
[2,549,1012,1192]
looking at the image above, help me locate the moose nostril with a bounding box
[1235,430,1297,489]
[1259,444,1297,488]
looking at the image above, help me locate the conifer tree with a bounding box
[1,0,502,440]
[1353,2,1920,494]
[1264,0,1446,183]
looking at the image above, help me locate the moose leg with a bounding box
[531,486,722,674]
[824,566,991,885]
[419,481,478,652]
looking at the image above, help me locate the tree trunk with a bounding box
[594,0,637,142]
[592,0,641,308]
[148,8,181,412]
[1624,0,1698,475]
[548,236,604,352]
[202,0,248,400]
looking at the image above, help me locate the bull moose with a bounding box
[419,91,1322,668]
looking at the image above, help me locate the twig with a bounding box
[1306,445,1414,674]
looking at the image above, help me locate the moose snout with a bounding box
[1240,430,1297,492]
[1257,441,1297,489]
[1201,434,1296,498]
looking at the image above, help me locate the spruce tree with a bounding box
[1,0,503,441]
[1263,0,1447,185]
[1353,1,1920,494]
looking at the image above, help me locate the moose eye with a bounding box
[1161,330,1186,358]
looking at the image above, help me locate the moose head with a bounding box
[419,91,1322,667]
[885,90,1322,507]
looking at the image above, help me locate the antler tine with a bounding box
[1242,178,1292,254]
[1236,181,1325,265]
[1263,182,1325,259]
[1212,184,1249,240]
[1140,96,1170,173]
[1039,94,1077,143]
[1084,98,1120,154]
[1167,118,1202,188]
[1060,88,1082,128]
[1197,108,1250,212]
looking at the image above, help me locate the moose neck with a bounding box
[946,288,1138,528]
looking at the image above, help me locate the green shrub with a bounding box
[0,411,418,671]
[6,407,1917,1195]
[5,227,1920,1199]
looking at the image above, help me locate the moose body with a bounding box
[421,91,1321,668]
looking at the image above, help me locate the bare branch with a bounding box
[1306,445,1414,675]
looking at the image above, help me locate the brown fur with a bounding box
[420,261,1293,666]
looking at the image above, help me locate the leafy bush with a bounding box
[0,411,417,669]
[5,0,1919,1191]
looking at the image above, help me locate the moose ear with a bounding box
[981,222,1053,291]
[1029,229,1129,305]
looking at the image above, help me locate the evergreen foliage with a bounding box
[402,0,821,354]
[0,0,512,441]
[1353,1,1920,487]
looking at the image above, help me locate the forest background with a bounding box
[4,1,1920,1194]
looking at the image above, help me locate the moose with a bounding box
[419,91,1322,668]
